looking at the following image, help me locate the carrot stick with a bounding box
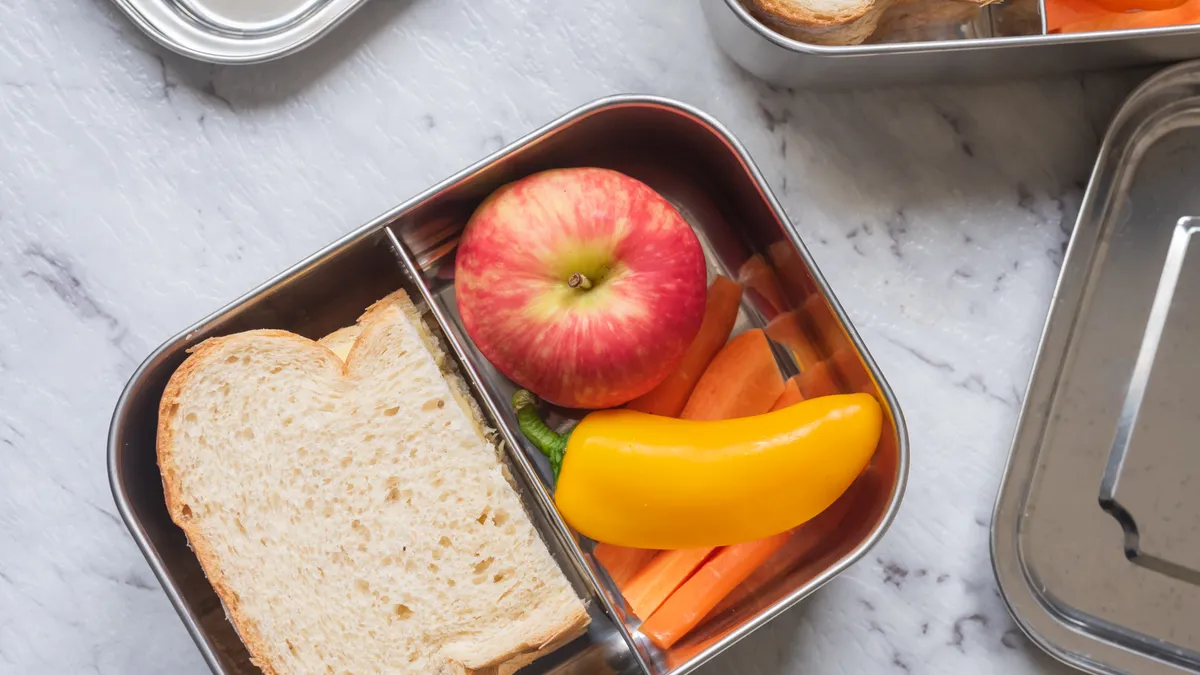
[622,329,780,620]
[680,329,786,421]
[641,532,793,649]
[764,311,821,371]
[769,378,804,411]
[707,479,862,618]
[795,360,841,399]
[623,548,716,620]
[1045,0,1112,29]
[737,254,788,319]
[1056,0,1200,31]
[627,277,743,417]
[595,543,658,591]
[1047,0,1193,31]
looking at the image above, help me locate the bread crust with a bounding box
[745,0,997,45]
[159,329,305,675]
[158,291,587,674]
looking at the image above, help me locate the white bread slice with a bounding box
[316,324,361,362]
[158,291,588,675]
[747,0,892,45]
[868,0,995,43]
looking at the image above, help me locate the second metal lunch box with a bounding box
[108,96,909,675]
[702,0,1200,88]
[993,61,1200,675]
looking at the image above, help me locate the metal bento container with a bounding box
[702,0,1200,88]
[109,95,909,675]
[109,0,371,64]
[992,60,1200,675]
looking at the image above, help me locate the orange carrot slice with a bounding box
[641,532,793,649]
[795,360,841,399]
[1051,0,1200,30]
[1045,0,1113,29]
[1058,2,1200,31]
[627,277,743,417]
[680,329,786,421]
[708,479,863,618]
[737,254,788,319]
[769,378,804,411]
[1090,0,1187,10]
[595,543,658,591]
[623,548,716,620]
[764,311,821,371]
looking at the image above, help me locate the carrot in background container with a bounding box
[1047,0,1195,32]
[1045,0,1112,29]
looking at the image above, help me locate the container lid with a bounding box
[992,60,1200,675]
[108,0,369,64]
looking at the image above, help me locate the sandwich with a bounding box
[745,0,997,45]
[157,290,589,674]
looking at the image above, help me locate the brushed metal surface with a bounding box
[107,0,371,64]
[108,95,908,675]
[993,61,1200,675]
[701,0,1200,88]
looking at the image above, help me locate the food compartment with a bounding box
[702,0,1200,88]
[110,96,905,675]
[728,0,1198,46]
[382,99,906,675]
[109,228,635,675]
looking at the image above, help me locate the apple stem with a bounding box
[513,390,569,480]
[567,273,593,290]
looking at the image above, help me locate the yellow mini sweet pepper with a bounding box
[513,391,882,550]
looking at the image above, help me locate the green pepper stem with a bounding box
[513,390,568,480]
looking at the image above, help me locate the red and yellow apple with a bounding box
[454,167,708,409]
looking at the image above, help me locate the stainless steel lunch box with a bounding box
[108,0,371,64]
[702,0,1200,88]
[992,61,1200,674]
[109,95,909,675]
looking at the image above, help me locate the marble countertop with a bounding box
[0,0,1151,672]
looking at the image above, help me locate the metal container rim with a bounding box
[108,93,910,675]
[717,0,1200,57]
[107,0,369,65]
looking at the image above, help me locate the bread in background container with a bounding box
[743,0,1001,45]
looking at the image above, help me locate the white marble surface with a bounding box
[0,0,1152,672]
